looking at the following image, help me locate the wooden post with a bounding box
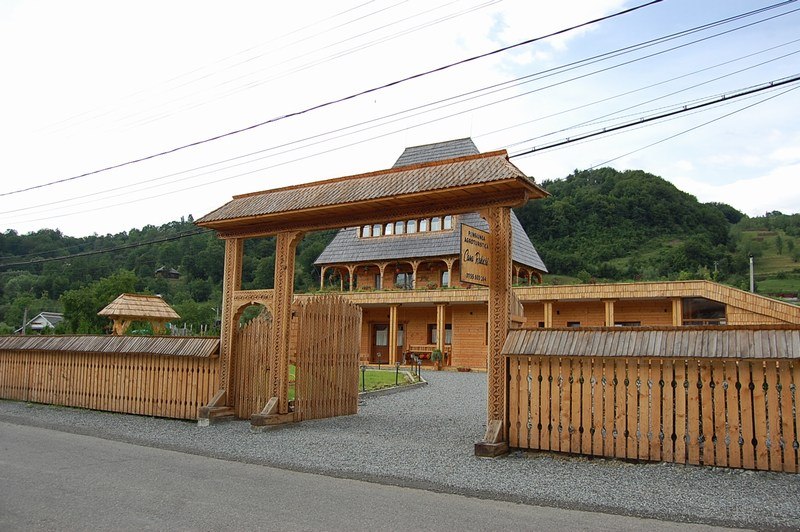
[388,305,399,365]
[475,206,512,456]
[410,260,421,289]
[252,230,303,428]
[604,299,616,327]
[543,301,554,328]
[319,265,327,290]
[219,237,243,402]
[347,264,356,292]
[436,303,446,360]
[378,262,389,291]
[199,237,243,424]
[672,298,683,326]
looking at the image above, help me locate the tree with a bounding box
[61,270,138,333]
[775,235,784,255]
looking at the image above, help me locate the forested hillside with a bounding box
[516,167,799,290]
[1,167,798,333]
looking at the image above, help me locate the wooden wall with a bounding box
[451,304,488,368]
[508,355,800,473]
[615,299,673,325]
[0,349,218,420]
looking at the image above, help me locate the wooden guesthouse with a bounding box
[310,139,800,370]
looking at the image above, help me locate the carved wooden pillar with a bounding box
[604,299,616,327]
[481,206,512,445]
[435,303,446,360]
[672,297,683,326]
[378,262,389,290]
[219,237,243,402]
[543,300,554,328]
[410,260,421,289]
[347,264,356,292]
[444,258,455,288]
[253,230,302,426]
[388,304,399,365]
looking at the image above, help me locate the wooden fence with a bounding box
[294,295,361,421]
[508,355,800,472]
[0,336,219,420]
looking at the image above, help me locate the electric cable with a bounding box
[0,0,663,198]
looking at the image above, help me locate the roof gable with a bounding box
[393,138,479,168]
[98,293,180,321]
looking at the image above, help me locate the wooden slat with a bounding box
[739,360,756,470]
[711,361,728,467]
[580,358,592,454]
[649,359,663,462]
[674,359,687,464]
[639,358,650,461]
[614,358,627,459]
[779,361,796,472]
[751,361,769,471]
[687,359,701,465]
[765,361,782,472]
[725,360,742,468]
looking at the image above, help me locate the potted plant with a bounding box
[431,348,443,371]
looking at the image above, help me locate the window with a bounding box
[683,297,726,325]
[374,274,382,290]
[362,225,371,238]
[614,321,641,327]
[395,221,405,234]
[428,323,452,344]
[441,270,449,287]
[566,321,581,328]
[395,272,413,289]
[538,321,545,328]
[443,215,452,230]
[419,219,429,232]
[385,223,393,235]
[407,220,417,233]
[374,324,388,346]
[431,217,441,231]
[398,324,405,347]
[372,224,382,237]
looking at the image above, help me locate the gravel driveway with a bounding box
[1,369,798,529]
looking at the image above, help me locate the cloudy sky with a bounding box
[1,0,798,237]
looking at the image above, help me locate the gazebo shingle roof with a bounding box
[98,294,180,321]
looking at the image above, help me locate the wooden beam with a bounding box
[218,238,243,404]
[388,305,399,365]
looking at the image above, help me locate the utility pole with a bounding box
[21,308,28,335]
[749,255,754,293]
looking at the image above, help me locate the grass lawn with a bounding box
[288,367,415,400]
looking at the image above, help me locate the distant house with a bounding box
[15,311,64,334]
[155,266,180,280]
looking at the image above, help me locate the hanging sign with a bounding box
[460,223,490,286]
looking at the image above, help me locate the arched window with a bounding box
[372,224,382,237]
[441,270,450,287]
[385,223,393,235]
[443,215,452,230]
[362,225,371,238]
[431,217,442,231]
[407,220,417,233]
[395,221,405,234]
[419,219,429,232]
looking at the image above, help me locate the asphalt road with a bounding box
[0,421,733,531]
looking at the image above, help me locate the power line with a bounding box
[1,0,662,198]
[587,84,800,169]
[509,74,800,158]
[7,2,793,220]
[0,229,214,269]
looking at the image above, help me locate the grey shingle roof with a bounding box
[392,138,479,168]
[315,138,547,272]
[315,211,547,272]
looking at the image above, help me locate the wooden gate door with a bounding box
[233,312,272,419]
[294,295,362,421]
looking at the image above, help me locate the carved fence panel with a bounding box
[233,313,272,419]
[294,295,361,421]
[508,355,800,473]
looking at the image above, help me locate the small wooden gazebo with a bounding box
[98,293,181,335]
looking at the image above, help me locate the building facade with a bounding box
[312,139,800,369]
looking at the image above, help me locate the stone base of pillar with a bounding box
[250,412,295,430]
[474,441,509,457]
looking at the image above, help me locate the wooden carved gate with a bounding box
[294,295,361,421]
[233,312,272,419]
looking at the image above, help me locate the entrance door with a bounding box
[371,323,388,364]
